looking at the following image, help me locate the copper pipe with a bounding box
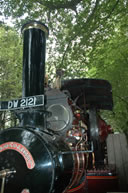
[68,142,80,189]
[92,152,95,169]
[76,146,85,184]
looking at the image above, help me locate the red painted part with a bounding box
[66,175,119,193]
[66,177,86,193]
[87,175,119,193]
[98,116,113,142]
[0,142,35,169]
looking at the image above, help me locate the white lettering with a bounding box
[4,144,8,148]
[0,142,35,169]
[28,97,33,106]
[8,101,13,109]
[0,147,3,151]
[34,97,36,105]
[21,99,26,107]
[13,100,18,108]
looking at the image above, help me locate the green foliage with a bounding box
[0,24,22,128]
[88,21,128,136]
[0,25,22,100]
[0,0,128,135]
[1,0,126,79]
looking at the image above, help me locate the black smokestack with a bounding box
[20,21,49,128]
[21,21,49,97]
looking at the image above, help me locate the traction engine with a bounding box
[0,21,119,193]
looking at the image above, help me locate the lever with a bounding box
[0,169,16,193]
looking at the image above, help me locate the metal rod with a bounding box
[60,142,94,154]
[0,169,16,193]
[1,177,5,193]
[61,150,93,154]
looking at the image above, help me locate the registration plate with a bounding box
[0,95,44,111]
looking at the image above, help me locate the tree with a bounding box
[0,24,22,128]
[0,0,128,135]
[1,0,126,79]
[87,19,128,137]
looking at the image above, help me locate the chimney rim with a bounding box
[21,20,49,37]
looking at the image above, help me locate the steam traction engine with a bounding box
[0,21,124,193]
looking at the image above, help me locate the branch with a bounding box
[61,0,100,66]
[36,0,82,10]
[115,95,128,108]
[106,0,120,19]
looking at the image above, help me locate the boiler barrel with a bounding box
[0,127,74,193]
